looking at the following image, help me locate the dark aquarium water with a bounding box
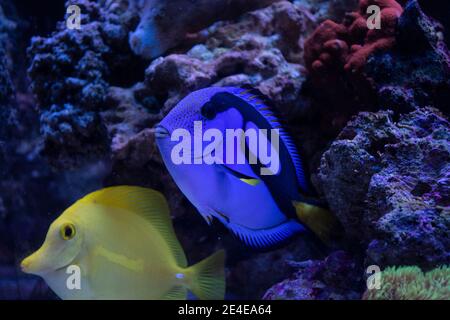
[0,0,449,300]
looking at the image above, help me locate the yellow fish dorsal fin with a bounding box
[293,201,340,244]
[81,186,188,268]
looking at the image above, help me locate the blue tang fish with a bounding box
[155,86,336,248]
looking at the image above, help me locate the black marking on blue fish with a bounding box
[236,87,308,191]
[207,89,307,191]
[220,164,258,182]
[204,90,308,218]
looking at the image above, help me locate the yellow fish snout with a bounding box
[20,250,50,275]
[20,255,38,274]
[20,257,31,273]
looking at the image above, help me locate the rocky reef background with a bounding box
[0,0,448,299]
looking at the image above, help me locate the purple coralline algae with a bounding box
[263,251,363,300]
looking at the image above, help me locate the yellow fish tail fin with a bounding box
[188,250,226,300]
[293,201,340,244]
[162,286,188,300]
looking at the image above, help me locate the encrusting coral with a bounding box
[363,265,450,300]
[302,0,405,119]
[304,0,403,76]
[27,0,146,168]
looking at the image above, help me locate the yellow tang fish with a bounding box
[20,186,225,300]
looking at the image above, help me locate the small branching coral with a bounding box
[363,266,450,300]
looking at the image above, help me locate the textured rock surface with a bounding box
[0,49,13,139]
[144,0,317,114]
[27,0,146,168]
[0,49,12,103]
[40,104,109,168]
[317,107,450,268]
[367,0,450,114]
[28,0,321,169]
[295,0,359,23]
[129,0,281,59]
[0,3,15,133]
[263,251,363,300]
[303,0,449,117]
[0,1,16,59]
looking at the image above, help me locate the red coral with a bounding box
[305,0,403,76]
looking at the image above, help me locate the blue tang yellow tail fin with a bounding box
[293,201,340,244]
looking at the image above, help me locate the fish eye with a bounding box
[60,223,76,240]
[201,102,216,120]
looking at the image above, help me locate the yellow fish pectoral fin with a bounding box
[186,250,225,300]
[293,201,341,244]
[80,186,188,268]
[162,285,187,300]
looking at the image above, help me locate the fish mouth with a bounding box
[20,246,75,276]
[20,256,50,275]
[21,255,71,276]
[154,125,170,139]
[20,258,32,274]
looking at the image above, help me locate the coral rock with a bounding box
[305,0,403,75]
[317,107,450,268]
[263,251,363,300]
[129,0,281,59]
[145,1,316,115]
[366,0,450,114]
[40,104,109,169]
[27,0,147,168]
[302,0,404,115]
